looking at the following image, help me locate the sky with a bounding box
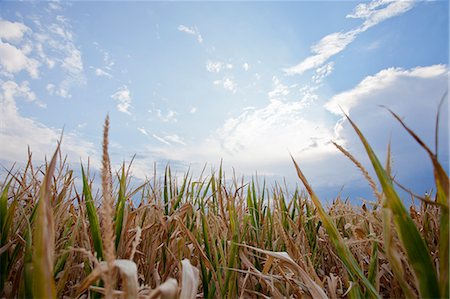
[0,0,448,202]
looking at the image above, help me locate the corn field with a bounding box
[0,110,448,298]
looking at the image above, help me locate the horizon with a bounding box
[0,0,448,202]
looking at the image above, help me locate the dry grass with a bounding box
[0,112,447,298]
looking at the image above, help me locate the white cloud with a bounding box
[137,127,149,136]
[156,109,178,122]
[347,0,416,31]
[164,134,186,146]
[206,60,223,73]
[30,14,86,95]
[48,1,63,11]
[284,30,357,75]
[268,76,290,100]
[285,1,416,75]
[0,42,40,78]
[325,65,448,116]
[49,23,73,41]
[157,64,447,196]
[214,76,237,93]
[178,25,203,43]
[189,106,198,113]
[312,62,335,84]
[95,68,112,78]
[321,64,448,195]
[0,19,30,43]
[46,83,55,95]
[152,134,170,145]
[111,85,132,115]
[0,79,97,164]
[243,62,250,71]
[62,47,83,75]
[199,99,334,167]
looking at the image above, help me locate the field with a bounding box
[0,112,448,299]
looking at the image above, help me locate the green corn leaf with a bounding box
[386,108,448,297]
[0,181,11,237]
[172,171,189,214]
[345,113,439,298]
[366,241,379,298]
[115,164,127,251]
[291,156,380,299]
[0,181,14,294]
[164,165,170,216]
[81,164,104,260]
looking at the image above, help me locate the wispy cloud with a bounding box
[206,60,223,73]
[213,76,237,93]
[152,134,170,145]
[137,127,149,136]
[347,0,416,31]
[94,67,112,78]
[268,76,290,101]
[155,108,178,123]
[284,1,416,75]
[25,11,87,97]
[149,133,186,147]
[0,79,96,164]
[111,85,132,115]
[312,62,335,84]
[164,134,186,146]
[178,24,203,43]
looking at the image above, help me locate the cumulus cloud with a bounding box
[285,1,416,75]
[0,15,85,97]
[243,62,250,71]
[0,19,30,43]
[142,64,448,195]
[324,64,448,194]
[111,85,132,115]
[325,65,448,115]
[178,25,203,43]
[0,42,40,78]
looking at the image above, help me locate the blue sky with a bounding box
[0,0,448,201]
